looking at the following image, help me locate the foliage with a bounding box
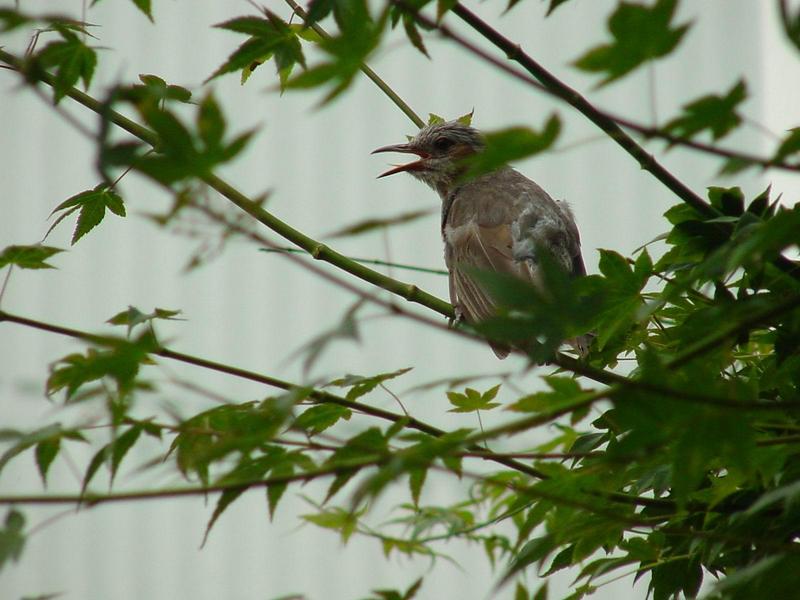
[1,1,800,600]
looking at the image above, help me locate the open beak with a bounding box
[372,143,430,178]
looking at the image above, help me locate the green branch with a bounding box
[0,456,385,506]
[261,247,448,276]
[0,49,454,321]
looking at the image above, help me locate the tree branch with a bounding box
[0,49,454,320]
[0,308,549,480]
[394,1,800,279]
[0,457,385,506]
[2,309,766,514]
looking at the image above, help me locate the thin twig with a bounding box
[282,0,425,128]
[261,247,448,276]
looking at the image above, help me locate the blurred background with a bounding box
[1,0,798,598]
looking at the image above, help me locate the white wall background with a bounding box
[1,1,797,599]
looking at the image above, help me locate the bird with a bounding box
[373,119,589,359]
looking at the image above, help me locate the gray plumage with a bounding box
[373,120,588,359]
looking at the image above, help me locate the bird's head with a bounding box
[372,121,484,197]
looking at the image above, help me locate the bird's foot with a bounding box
[448,306,466,328]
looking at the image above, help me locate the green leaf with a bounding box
[543,545,574,576]
[707,186,744,216]
[402,577,423,600]
[0,245,63,270]
[408,467,426,506]
[107,305,183,337]
[0,509,25,573]
[576,249,649,349]
[305,0,335,25]
[463,115,561,179]
[0,424,62,477]
[498,535,557,588]
[745,480,800,516]
[34,27,97,102]
[202,451,283,543]
[573,0,690,87]
[292,404,352,436]
[511,0,572,13]
[650,558,703,600]
[663,80,747,141]
[307,0,372,33]
[267,461,294,519]
[326,210,432,237]
[105,93,254,184]
[779,0,800,54]
[508,376,588,413]
[401,14,429,57]
[327,367,412,401]
[671,410,755,504]
[718,156,756,176]
[35,437,60,486]
[210,11,304,90]
[467,250,597,361]
[76,425,143,492]
[446,384,501,413]
[285,5,383,104]
[324,427,387,501]
[130,0,153,21]
[134,74,192,104]
[110,426,142,479]
[203,486,247,546]
[0,9,33,32]
[302,506,360,543]
[49,185,126,245]
[711,555,800,599]
[456,109,474,126]
[773,127,800,163]
[172,399,296,483]
[92,0,153,21]
[81,445,110,493]
[46,334,156,401]
[545,0,572,14]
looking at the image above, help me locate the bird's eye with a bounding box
[433,137,455,152]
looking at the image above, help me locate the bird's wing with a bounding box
[444,169,587,358]
[446,223,518,359]
[446,221,523,345]
[459,169,584,277]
